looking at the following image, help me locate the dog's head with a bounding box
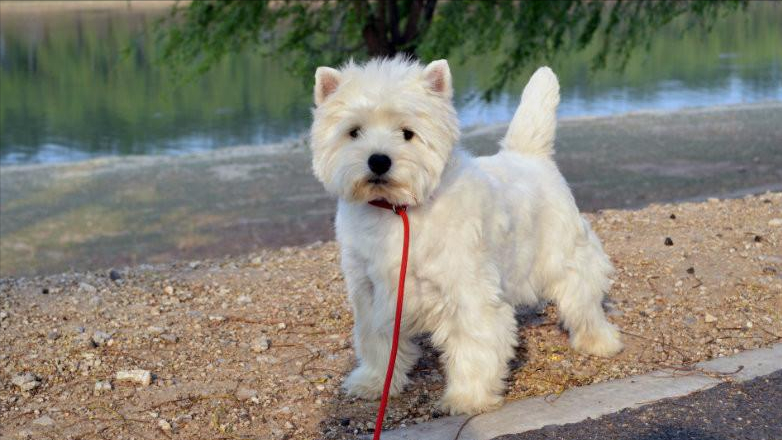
[310,57,459,207]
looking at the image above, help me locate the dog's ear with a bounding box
[314,67,341,106]
[423,59,452,99]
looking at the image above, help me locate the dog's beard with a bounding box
[350,174,419,206]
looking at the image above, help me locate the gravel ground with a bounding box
[1,193,781,440]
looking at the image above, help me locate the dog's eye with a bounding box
[402,129,415,141]
[349,127,360,139]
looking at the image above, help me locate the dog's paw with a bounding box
[342,366,407,400]
[571,323,624,357]
[438,388,502,415]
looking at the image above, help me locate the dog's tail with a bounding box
[500,67,560,157]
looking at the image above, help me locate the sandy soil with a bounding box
[1,193,781,440]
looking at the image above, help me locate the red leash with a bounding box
[367,200,410,440]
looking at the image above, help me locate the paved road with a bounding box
[491,370,782,440]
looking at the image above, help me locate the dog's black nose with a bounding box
[368,154,392,175]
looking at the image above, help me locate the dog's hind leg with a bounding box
[431,269,518,415]
[543,219,623,357]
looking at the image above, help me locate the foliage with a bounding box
[157,0,746,99]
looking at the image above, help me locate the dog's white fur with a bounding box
[310,57,623,415]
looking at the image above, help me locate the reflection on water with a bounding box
[0,2,780,165]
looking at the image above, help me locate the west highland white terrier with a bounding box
[309,57,623,415]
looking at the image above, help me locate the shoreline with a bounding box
[0,1,181,16]
[2,101,779,172]
[2,102,781,278]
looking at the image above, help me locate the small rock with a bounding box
[16,429,34,439]
[163,286,175,295]
[235,387,258,401]
[707,197,719,203]
[78,283,97,294]
[109,269,122,281]
[0,311,9,321]
[89,295,103,308]
[704,313,718,323]
[284,421,295,430]
[11,373,40,392]
[236,295,252,305]
[47,330,61,341]
[251,337,271,352]
[115,369,152,386]
[158,419,173,431]
[208,315,226,322]
[277,322,287,330]
[94,380,112,395]
[147,325,166,336]
[41,288,49,295]
[91,331,112,346]
[768,218,782,227]
[33,415,54,426]
[664,237,674,246]
[686,267,695,274]
[160,333,179,344]
[250,256,263,266]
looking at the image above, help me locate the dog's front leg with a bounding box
[341,253,419,400]
[432,275,518,415]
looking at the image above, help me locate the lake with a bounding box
[1,1,780,165]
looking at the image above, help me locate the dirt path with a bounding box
[1,193,781,440]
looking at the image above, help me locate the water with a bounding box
[1,2,780,166]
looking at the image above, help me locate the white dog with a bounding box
[310,57,623,415]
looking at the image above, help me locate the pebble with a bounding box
[158,419,173,431]
[109,269,122,281]
[32,415,55,426]
[664,237,674,246]
[115,369,152,386]
[11,373,41,392]
[251,337,271,352]
[147,325,166,336]
[160,333,179,344]
[235,387,258,401]
[164,286,175,295]
[704,313,718,323]
[768,218,782,227]
[0,311,8,321]
[94,380,112,395]
[78,282,97,294]
[16,429,34,439]
[236,295,252,305]
[91,330,112,346]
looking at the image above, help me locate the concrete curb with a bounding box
[377,343,782,440]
